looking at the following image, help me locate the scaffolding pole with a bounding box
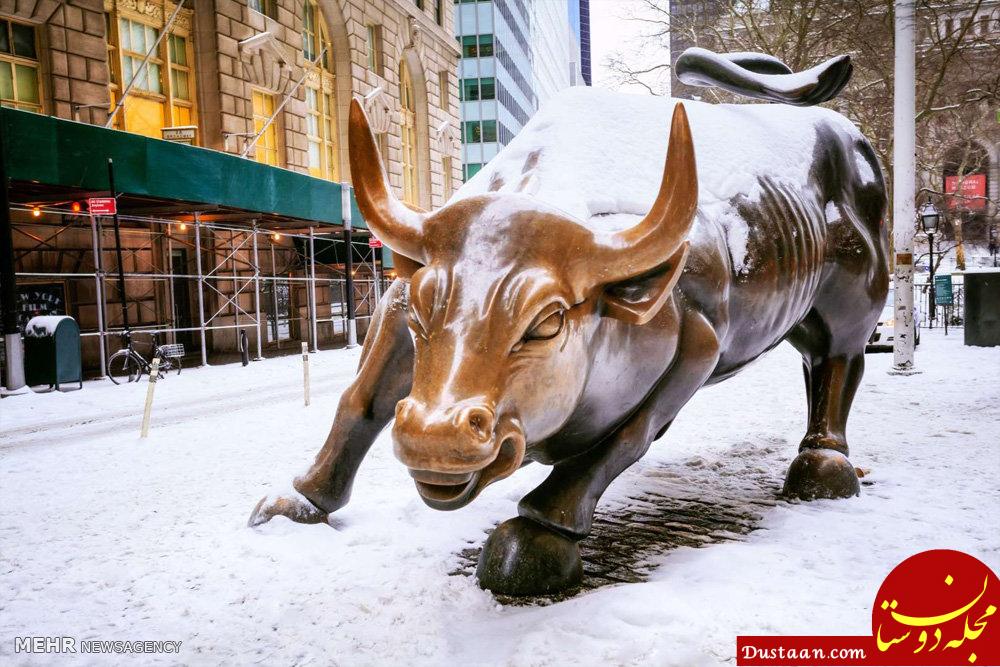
[342,184,357,348]
[270,241,278,343]
[194,213,208,367]
[89,213,107,378]
[308,226,318,353]
[1,119,25,390]
[230,230,239,340]
[166,225,176,345]
[251,222,263,360]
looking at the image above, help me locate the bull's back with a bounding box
[689,117,888,379]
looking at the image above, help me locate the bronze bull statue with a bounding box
[250,49,888,596]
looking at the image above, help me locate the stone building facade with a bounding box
[1,0,462,208]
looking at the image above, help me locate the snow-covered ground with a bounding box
[1,328,998,666]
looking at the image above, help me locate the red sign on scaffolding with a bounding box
[88,197,117,215]
[368,237,383,248]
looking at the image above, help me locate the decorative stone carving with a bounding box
[108,0,192,32]
[362,86,393,135]
[432,120,457,155]
[405,16,424,60]
[238,32,296,95]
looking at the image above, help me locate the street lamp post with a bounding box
[920,202,940,328]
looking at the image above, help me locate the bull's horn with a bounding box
[592,103,697,284]
[348,98,427,263]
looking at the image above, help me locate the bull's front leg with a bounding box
[476,309,720,595]
[248,280,414,527]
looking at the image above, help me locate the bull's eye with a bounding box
[524,309,564,341]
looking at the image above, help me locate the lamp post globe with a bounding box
[919,202,940,234]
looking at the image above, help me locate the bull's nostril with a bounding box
[465,407,495,442]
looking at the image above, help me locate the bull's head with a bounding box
[348,98,697,510]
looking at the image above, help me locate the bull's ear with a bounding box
[602,242,689,325]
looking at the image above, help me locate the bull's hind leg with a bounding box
[477,308,720,595]
[248,280,414,526]
[784,308,868,500]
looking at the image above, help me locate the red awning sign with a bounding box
[88,197,117,215]
[944,173,987,210]
[368,237,383,248]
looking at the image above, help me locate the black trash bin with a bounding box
[963,269,1000,347]
[24,315,83,391]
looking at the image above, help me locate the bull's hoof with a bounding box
[782,448,860,500]
[247,492,328,527]
[476,517,582,596]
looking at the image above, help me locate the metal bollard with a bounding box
[140,357,160,438]
[302,341,310,407]
[240,329,249,366]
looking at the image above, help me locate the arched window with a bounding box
[399,59,418,205]
[302,0,338,180]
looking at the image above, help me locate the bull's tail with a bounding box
[675,47,852,107]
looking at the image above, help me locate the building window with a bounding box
[478,34,493,56]
[252,90,280,166]
[460,78,477,101]
[305,86,338,180]
[302,0,330,66]
[459,34,492,58]
[107,6,197,140]
[303,0,338,180]
[460,77,495,101]
[462,120,480,143]
[442,155,453,199]
[460,36,476,58]
[459,34,493,58]
[415,0,425,10]
[366,24,383,75]
[462,120,496,143]
[464,163,482,181]
[249,0,277,20]
[481,119,496,142]
[480,77,495,99]
[435,0,444,25]
[399,59,419,206]
[168,34,193,125]
[0,19,41,113]
[438,70,450,109]
[118,18,162,93]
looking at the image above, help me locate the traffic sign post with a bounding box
[88,197,117,216]
[934,274,954,336]
[934,274,953,306]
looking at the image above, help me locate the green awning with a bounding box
[0,106,367,230]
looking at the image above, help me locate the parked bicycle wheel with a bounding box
[107,350,143,384]
[155,355,182,378]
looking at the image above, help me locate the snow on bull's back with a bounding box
[453,86,854,228]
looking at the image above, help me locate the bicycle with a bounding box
[107,330,184,384]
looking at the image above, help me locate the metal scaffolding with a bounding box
[5,204,388,378]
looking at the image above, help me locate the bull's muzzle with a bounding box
[393,398,526,511]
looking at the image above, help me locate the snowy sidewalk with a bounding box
[1,330,998,666]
